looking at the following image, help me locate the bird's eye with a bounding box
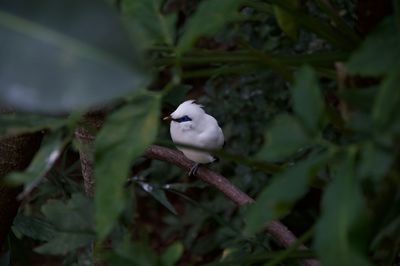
[177,115,192,122]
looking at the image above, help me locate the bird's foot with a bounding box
[188,163,200,177]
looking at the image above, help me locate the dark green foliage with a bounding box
[347,17,400,76]
[95,92,160,239]
[257,114,311,161]
[245,152,328,234]
[12,214,55,242]
[1,0,400,265]
[292,66,326,134]
[122,0,176,47]
[372,69,400,130]
[35,194,95,255]
[177,0,243,54]
[315,153,371,266]
[273,0,300,39]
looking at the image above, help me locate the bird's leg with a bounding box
[188,163,200,176]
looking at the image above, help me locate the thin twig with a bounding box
[144,145,320,266]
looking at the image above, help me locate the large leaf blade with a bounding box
[314,153,372,266]
[95,92,161,239]
[0,0,149,113]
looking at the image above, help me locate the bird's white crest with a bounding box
[168,100,224,164]
[170,100,204,121]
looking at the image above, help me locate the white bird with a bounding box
[164,100,224,176]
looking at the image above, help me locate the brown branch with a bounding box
[74,114,106,266]
[75,127,95,197]
[74,113,105,197]
[145,145,320,266]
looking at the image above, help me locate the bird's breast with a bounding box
[170,122,197,145]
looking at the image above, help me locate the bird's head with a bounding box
[163,100,205,129]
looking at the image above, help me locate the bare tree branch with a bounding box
[75,127,95,197]
[74,113,105,197]
[145,145,320,266]
[74,114,105,266]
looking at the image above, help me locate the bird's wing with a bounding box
[197,115,224,149]
[216,126,225,148]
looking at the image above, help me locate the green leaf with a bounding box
[136,180,178,215]
[292,66,325,133]
[12,214,55,241]
[0,113,65,138]
[95,92,161,239]
[35,193,95,255]
[257,115,311,161]
[42,193,94,232]
[0,0,149,113]
[315,153,372,266]
[160,242,183,266]
[177,0,242,54]
[273,0,299,39]
[122,0,176,47]
[6,131,65,198]
[347,17,400,76]
[35,233,94,255]
[358,142,393,182]
[372,70,400,130]
[104,241,158,266]
[244,153,326,234]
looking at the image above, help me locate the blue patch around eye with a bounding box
[177,115,192,123]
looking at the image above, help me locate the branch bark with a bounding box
[145,145,320,266]
[74,114,105,266]
[74,113,105,197]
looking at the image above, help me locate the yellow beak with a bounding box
[163,115,172,121]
